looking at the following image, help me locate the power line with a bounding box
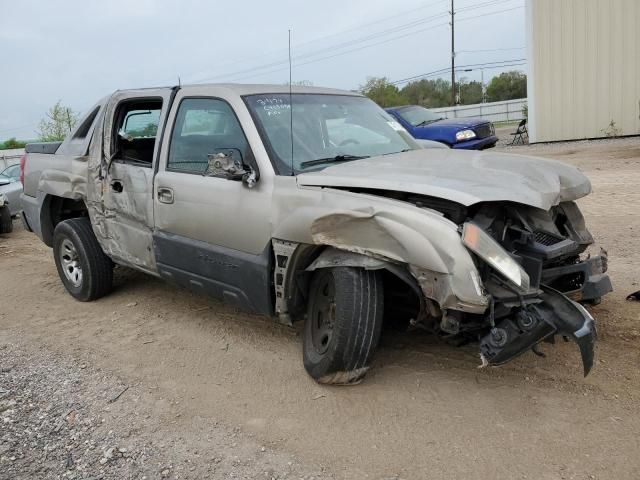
[219,1,524,85]
[293,0,449,49]
[0,123,37,136]
[457,4,524,23]
[183,0,450,83]
[223,21,450,83]
[197,12,451,83]
[194,0,522,84]
[457,46,525,53]
[457,0,518,13]
[390,58,526,85]
[450,0,521,104]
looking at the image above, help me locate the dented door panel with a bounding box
[100,162,156,269]
[96,88,174,272]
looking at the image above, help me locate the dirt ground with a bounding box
[1,136,640,480]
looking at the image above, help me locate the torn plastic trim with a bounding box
[273,239,299,325]
[306,247,424,301]
[410,266,490,315]
[307,247,397,271]
[479,285,596,376]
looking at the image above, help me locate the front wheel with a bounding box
[53,218,113,301]
[0,206,12,234]
[303,267,384,385]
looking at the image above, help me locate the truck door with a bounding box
[99,89,173,272]
[152,88,274,315]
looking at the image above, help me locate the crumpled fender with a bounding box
[273,187,489,312]
[310,208,450,272]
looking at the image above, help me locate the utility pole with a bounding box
[450,0,456,105]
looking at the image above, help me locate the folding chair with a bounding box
[510,118,528,145]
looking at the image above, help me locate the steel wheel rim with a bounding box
[311,274,336,355]
[60,239,83,287]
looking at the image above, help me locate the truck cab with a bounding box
[21,84,611,384]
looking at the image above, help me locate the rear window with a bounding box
[72,106,101,139]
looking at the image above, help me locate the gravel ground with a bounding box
[0,342,333,480]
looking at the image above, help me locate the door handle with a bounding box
[157,187,174,204]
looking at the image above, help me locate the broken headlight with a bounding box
[462,222,530,292]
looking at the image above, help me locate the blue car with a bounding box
[385,105,498,150]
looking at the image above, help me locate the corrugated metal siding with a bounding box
[526,0,640,142]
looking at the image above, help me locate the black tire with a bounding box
[53,218,113,301]
[0,206,12,234]
[303,267,384,385]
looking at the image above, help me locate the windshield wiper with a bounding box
[382,149,412,156]
[416,119,438,127]
[299,154,368,169]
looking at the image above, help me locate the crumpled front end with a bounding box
[407,199,611,376]
[282,178,609,376]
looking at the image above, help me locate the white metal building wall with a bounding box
[526,0,640,143]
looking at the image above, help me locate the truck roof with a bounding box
[115,83,362,97]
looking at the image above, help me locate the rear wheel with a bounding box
[53,218,113,301]
[303,267,384,385]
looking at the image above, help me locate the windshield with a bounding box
[396,106,445,127]
[244,94,418,174]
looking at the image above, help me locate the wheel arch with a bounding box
[273,242,425,324]
[40,194,89,247]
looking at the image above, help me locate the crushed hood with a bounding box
[296,149,591,211]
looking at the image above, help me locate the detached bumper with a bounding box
[542,255,612,303]
[480,286,597,376]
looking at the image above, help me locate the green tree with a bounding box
[359,77,407,107]
[399,78,451,107]
[485,71,527,102]
[459,80,483,105]
[37,101,79,142]
[0,137,27,149]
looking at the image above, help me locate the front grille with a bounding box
[474,123,493,139]
[534,230,564,246]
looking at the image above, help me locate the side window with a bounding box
[168,98,250,174]
[113,100,162,166]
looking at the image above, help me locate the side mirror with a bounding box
[205,148,257,188]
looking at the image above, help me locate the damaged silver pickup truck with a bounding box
[21,84,612,384]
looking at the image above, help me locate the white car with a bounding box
[0,168,22,217]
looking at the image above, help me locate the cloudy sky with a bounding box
[0,0,525,140]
